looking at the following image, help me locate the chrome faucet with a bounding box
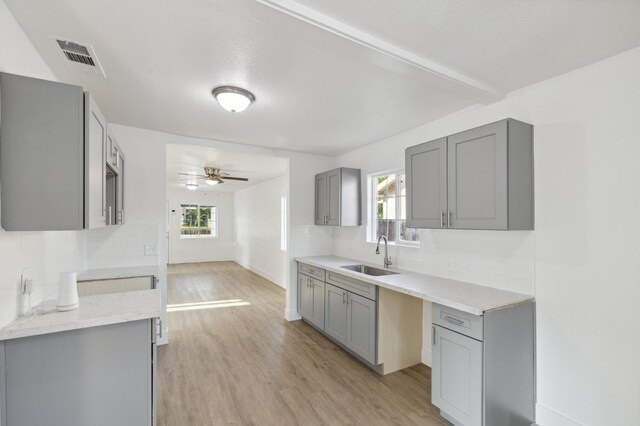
[375,236,392,269]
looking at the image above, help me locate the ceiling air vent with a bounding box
[49,36,106,77]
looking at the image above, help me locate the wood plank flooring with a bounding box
[158,261,446,426]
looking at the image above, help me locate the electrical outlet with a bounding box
[144,244,157,256]
[21,269,33,294]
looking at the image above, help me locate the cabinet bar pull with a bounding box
[440,211,445,227]
[346,293,350,304]
[342,292,346,304]
[158,318,163,339]
[447,210,452,227]
[432,326,436,346]
[443,315,464,326]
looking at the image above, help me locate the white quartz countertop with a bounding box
[296,256,533,315]
[78,265,160,281]
[0,289,161,341]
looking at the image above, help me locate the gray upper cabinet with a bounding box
[0,72,122,231]
[406,137,447,228]
[106,128,126,226]
[406,119,533,230]
[314,167,361,226]
[85,93,107,229]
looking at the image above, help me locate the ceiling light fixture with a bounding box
[186,183,198,190]
[205,177,222,185]
[211,86,255,113]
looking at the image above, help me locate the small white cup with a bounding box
[57,271,79,312]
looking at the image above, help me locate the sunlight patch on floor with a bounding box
[167,299,251,312]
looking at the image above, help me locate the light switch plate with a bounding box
[144,244,157,256]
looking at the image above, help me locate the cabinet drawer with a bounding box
[298,263,325,281]
[432,303,483,341]
[326,271,377,302]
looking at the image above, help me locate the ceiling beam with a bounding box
[254,0,505,103]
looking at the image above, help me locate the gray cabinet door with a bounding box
[315,172,327,225]
[447,121,508,230]
[432,325,483,426]
[85,93,107,229]
[0,72,84,231]
[324,283,347,344]
[326,169,342,225]
[310,278,325,330]
[2,320,152,426]
[297,274,312,319]
[345,292,376,364]
[406,138,447,228]
[118,156,125,224]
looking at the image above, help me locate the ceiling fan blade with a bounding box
[221,176,249,181]
[179,177,204,181]
[178,173,207,177]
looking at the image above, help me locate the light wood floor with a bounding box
[158,261,447,426]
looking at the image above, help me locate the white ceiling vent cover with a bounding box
[49,36,106,77]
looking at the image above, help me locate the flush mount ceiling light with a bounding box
[185,183,198,190]
[211,86,255,113]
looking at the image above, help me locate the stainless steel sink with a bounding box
[340,264,399,276]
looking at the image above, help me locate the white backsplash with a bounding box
[86,223,161,269]
[332,226,534,295]
[0,230,86,328]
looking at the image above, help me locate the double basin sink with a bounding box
[340,264,398,277]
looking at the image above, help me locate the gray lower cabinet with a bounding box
[0,319,157,426]
[431,302,535,426]
[406,118,533,230]
[324,283,377,365]
[314,168,361,226]
[297,273,325,330]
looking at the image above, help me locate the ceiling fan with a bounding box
[179,167,249,187]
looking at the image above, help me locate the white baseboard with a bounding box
[234,260,285,288]
[536,403,581,426]
[421,348,432,367]
[285,308,302,321]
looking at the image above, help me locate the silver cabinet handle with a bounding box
[342,292,347,304]
[346,293,350,305]
[107,207,112,225]
[158,318,163,339]
[443,315,464,326]
[432,326,436,346]
[440,211,445,227]
[447,210,452,227]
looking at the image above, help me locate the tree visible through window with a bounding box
[371,173,419,244]
[180,204,216,238]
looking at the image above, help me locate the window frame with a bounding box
[179,204,217,239]
[367,170,420,247]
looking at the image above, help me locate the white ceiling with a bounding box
[5,0,640,155]
[166,144,288,192]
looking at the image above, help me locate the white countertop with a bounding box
[78,265,160,281]
[0,289,162,341]
[296,256,533,315]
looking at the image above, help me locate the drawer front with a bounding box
[432,303,483,341]
[298,263,325,281]
[326,271,377,302]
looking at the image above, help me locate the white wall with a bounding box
[332,47,640,426]
[234,174,288,287]
[0,0,86,328]
[86,124,168,343]
[167,189,235,264]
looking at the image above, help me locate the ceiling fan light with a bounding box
[212,86,255,113]
[186,183,198,190]
[205,178,218,185]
